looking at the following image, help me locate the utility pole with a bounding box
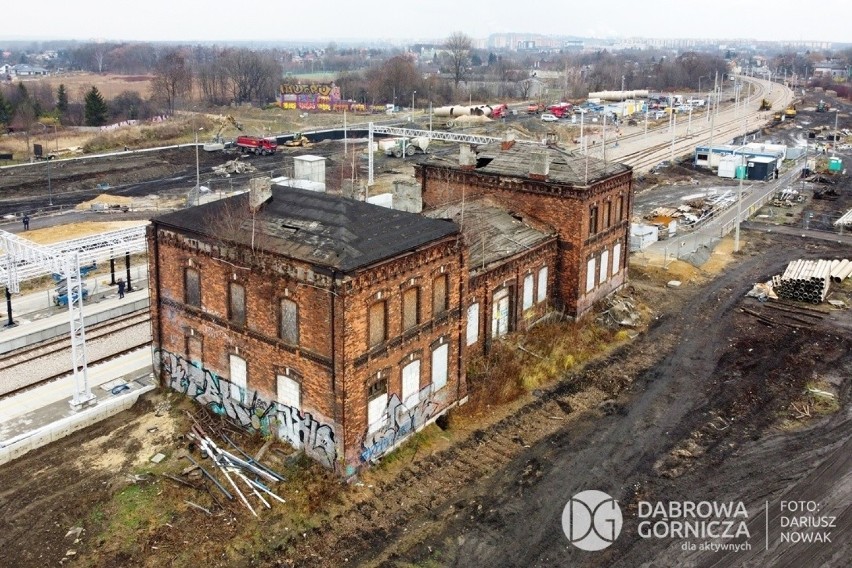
[734,116,747,253]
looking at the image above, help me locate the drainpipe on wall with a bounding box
[149,223,163,385]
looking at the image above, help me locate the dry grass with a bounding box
[462,316,634,418]
[24,72,153,101]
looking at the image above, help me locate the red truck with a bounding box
[547,103,573,118]
[235,136,278,155]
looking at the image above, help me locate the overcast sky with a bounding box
[5,0,851,44]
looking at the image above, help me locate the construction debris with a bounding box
[746,281,778,301]
[182,413,285,517]
[213,159,257,177]
[771,259,834,304]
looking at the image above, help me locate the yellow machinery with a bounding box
[759,99,771,111]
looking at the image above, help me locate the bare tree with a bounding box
[152,50,193,114]
[445,31,472,88]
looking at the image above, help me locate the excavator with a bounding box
[203,115,243,151]
[759,99,772,111]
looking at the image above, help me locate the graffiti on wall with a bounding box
[359,385,441,463]
[278,404,337,469]
[280,83,339,97]
[157,349,338,468]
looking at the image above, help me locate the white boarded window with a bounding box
[586,258,596,292]
[537,267,548,303]
[522,273,534,310]
[466,303,480,346]
[600,250,609,284]
[367,393,388,433]
[367,378,388,434]
[402,360,421,408]
[229,355,247,402]
[276,374,300,409]
[432,343,449,391]
[612,243,622,276]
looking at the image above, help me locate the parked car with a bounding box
[541,113,559,122]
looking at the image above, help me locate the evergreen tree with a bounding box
[84,86,108,126]
[0,91,11,126]
[56,84,69,115]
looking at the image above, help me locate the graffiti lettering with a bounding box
[360,385,441,463]
[280,83,336,97]
[277,404,337,468]
[156,349,338,468]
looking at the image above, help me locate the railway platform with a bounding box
[0,348,155,466]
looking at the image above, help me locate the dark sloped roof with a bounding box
[152,186,458,272]
[424,143,630,187]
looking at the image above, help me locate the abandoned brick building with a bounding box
[148,144,632,474]
[148,183,467,475]
[417,141,633,326]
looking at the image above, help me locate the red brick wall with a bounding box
[465,238,558,356]
[416,165,632,316]
[337,235,467,467]
[149,227,336,418]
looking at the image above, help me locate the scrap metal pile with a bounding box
[647,191,736,227]
[163,411,286,517]
[771,259,852,304]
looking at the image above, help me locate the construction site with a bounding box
[0,76,850,568]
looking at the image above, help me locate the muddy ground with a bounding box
[1,230,849,568]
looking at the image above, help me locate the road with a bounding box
[640,157,806,262]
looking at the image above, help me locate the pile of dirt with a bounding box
[75,193,134,210]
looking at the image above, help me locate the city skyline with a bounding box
[4,0,851,46]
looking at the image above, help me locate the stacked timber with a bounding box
[772,259,833,304]
[830,259,852,283]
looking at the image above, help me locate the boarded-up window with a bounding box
[369,301,387,348]
[522,273,534,310]
[367,379,388,434]
[279,299,299,345]
[600,250,609,284]
[185,268,200,307]
[432,343,449,391]
[277,373,301,409]
[229,355,247,402]
[466,303,480,346]
[187,335,203,364]
[604,201,612,228]
[617,195,625,221]
[432,275,448,317]
[586,258,596,292]
[613,243,622,276]
[537,267,548,303]
[402,287,419,331]
[229,282,246,326]
[402,360,421,407]
[589,205,599,236]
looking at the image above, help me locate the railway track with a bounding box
[0,309,152,399]
[610,77,793,172]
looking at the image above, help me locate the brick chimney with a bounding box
[501,132,516,151]
[459,144,476,170]
[249,176,273,211]
[529,151,549,181]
